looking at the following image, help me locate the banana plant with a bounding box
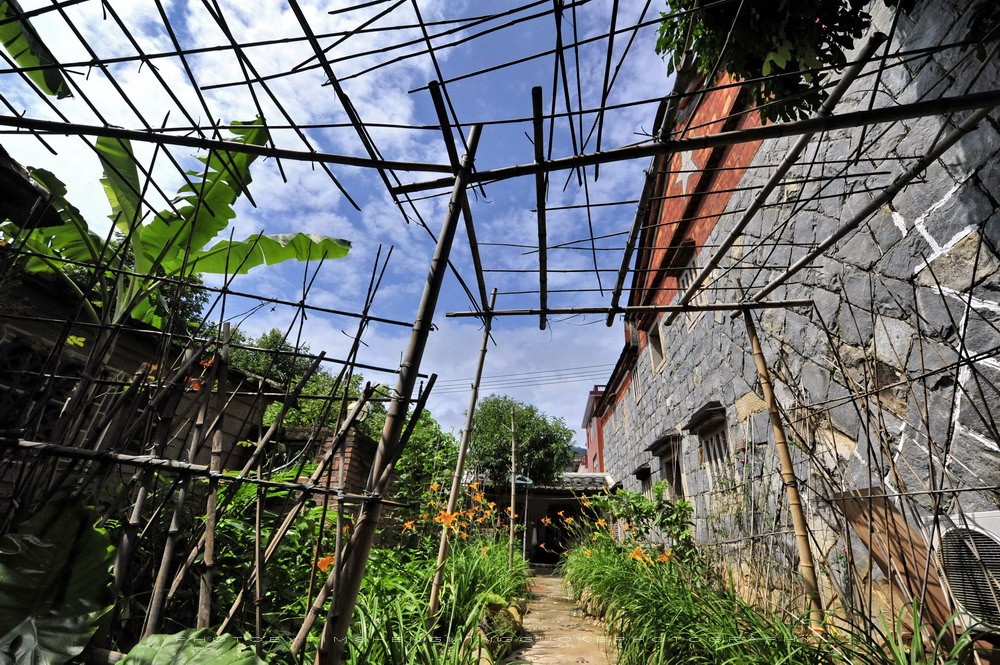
[0,499,114,665]
[120,629,267,665]
[2,118,351,330]
[0,0,72,98]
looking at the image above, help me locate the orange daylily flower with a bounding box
[657,550,672,563]
[584,549,592,557]
[488,501,496,508]
[541,516,552,526]
[473,492,486,503]
[482,545,490,554]
[563,516,574,525]
[402,520,416,532]
[539,543,546,550]
[434,510,459,531]
[628,546,648,563]
[557,510,565,517]
[316,555,335,573]
[429,482,441,492]
[595,518,607,528]
[469,482,480,490]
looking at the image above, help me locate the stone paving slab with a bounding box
[501,570,615,665]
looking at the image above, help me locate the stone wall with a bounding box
[599,0,1000,617]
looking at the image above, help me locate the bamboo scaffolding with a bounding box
[315,125,482,665]
[427,289,497,623]
[664,32,888,326]
[392,88,1000,194]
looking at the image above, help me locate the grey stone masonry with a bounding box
[599,0,1000,611]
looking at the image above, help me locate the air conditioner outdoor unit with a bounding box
[925,511,1000,633]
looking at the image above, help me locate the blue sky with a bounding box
[2,0,670,442]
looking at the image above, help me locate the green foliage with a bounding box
[586,481,697,562]
[655,0,875,121]
[0,0,71,98]
[0,499,114,665]
[343,539,529,665]
[563,540,837,665]
[392,410,459,526]
[212,468,323,646]
[470,395,576,488]
[0,120,350,330]
[120,629,267,665]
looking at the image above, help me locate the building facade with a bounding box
[586,0,1000,630]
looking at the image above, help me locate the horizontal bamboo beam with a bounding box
[0,113,454,174]
[392,88,1000,194]
[446,298,812,318]
[1,438,407,506]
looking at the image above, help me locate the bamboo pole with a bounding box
[215,387,375,635]
[532,86,548,330]
[0,112,453,174]
[392,88,1000,195]
[508,405,517,569]
[253,462,264,651]
[447,299,813,318]
[289,377,437,655]
[427,289,497,623]
[314,124,482,665]
[741,308,824,630]
[143,351,218,638]
[198,323,230,628]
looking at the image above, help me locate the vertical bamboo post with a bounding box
[742,308,824,630]
[315,124,482,665]
[254,462,264,650]
[427,289,497,623]
[508,405,517,570]
[198,323,229,628]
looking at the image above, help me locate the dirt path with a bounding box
[502,569,615,665]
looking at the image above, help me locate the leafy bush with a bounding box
[655,0,882,121]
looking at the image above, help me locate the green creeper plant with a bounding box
[0,499,114,665]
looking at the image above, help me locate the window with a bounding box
[677,259,707,328]
[629,366,642,403]
[647,318,664,369]
[699,420,731,486]
[648,434,684,498]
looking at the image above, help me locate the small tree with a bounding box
[469,394,576,488]
[655,0,896,121]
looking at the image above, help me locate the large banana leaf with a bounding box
[0,499,114,665]
[120,629,267,665]
[95,136,147,269]
[6,168,104,273]
[0,0,70,98]
[137,119,269,276]
[189,232,351,275]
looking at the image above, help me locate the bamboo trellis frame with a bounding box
[0,0,997,663]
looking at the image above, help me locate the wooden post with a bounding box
[315,124,482,665]
[427,289,497,623]
[742,308,824,630]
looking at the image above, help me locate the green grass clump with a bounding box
[562,539,979,665]
[343,538,530,665]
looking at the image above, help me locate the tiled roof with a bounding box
[536,472,610,492]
